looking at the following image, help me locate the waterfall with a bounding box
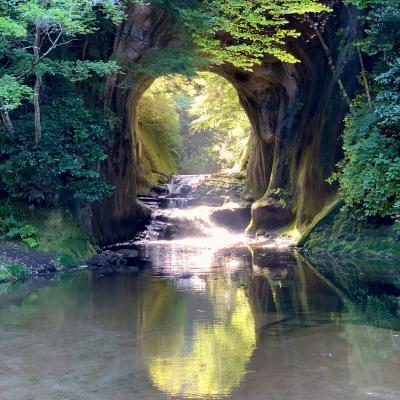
[135,174,246,244]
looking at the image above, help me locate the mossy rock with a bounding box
[29,208,96,265]
[137,125,178,193]
[300,203,400,259]
[0,263,31,283]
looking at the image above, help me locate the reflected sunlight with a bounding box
[140,276,256,399]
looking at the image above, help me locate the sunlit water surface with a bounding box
[1,178,400,399]
[1,245,399,400]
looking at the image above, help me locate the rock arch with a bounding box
[91,3,360,244]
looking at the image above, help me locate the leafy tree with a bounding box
[188,72,251,171]
[137,73,251,174]
[137,79,184,175]
[0,0,123,141]
[130,0,330,79]
[181,0,331,69]
[0,91,113,204]
[333,0,400,223]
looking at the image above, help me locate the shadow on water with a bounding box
[0,245,399,399]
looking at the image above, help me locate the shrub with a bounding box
[333,60,400,222]
[0,216,39,248]
[0,263,31,282]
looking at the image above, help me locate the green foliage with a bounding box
[128,0,329,78]
[335,106,400,219]
[5,263,31,279]
[40,59,121,82]
[136,72,251,177]
[58,254,77,269]
[0,91,113,204]
[186,72,251,172]
[137,79,184,184]
[267,188,291,208]
[301,204,400,258]
[0,0,122,207]
[0,75,32,111]
[0,216,39,248]
[346,0,400,57]
[180,0,330,69]
[129,46,207,80]
[332,0,400,223]
[0,0,123,111]
[31,208,96,263]
[0,263,31,282]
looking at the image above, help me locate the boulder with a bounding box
[179,184,192,196]
[89,248,140,273]
[210,206,251,231]
[115,249,139,266]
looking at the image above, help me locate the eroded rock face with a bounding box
[91,4,169,244]
[91,3,361,244]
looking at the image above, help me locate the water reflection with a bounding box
[140,276,256,398]
[138,244,347,398]
[0,248,399,400]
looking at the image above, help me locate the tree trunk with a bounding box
[356,45,372,108]
[33,26,42,144]
[307,17,351,107]
[345,7,372,108]
[1,110,15,136]
[33,75,42,144]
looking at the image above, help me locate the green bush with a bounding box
[0,263,31,282]
[0,216,39,248]
[6,264,31,279]
[59,254,78,269]
[0,92,113,206]
[333,60,400,222]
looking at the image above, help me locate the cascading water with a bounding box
[135,174,251,274]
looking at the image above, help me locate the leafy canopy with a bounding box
[0,0,123,111]
[0,92,113,204]
[132,0,330,75]
[181,0,331,69]
[137,72,251,174]
[188,72,251,170]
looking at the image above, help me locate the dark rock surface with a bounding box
[88,248,140,275]
[0,241,58,274]
[210,207,251,232]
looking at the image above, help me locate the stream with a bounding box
[1,175,400,400]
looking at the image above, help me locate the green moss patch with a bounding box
[0,264,31,283]
[31,209,96,265]
[136,125,178,192]
[300,203,400,259]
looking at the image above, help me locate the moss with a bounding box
[300,204,400,259]
[136,125,178,192]
[236,136,252,171]
[279,224,301,241]
[59,254,78,269]
[0,266,13,282]
[298,196,340,243]
[0,263,31,282]
[31,209,96,264]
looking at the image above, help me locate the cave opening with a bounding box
[93,3,356,245]
[135,72,253,193]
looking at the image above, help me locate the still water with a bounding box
[0,246,399,400]
[1,175,400,400]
